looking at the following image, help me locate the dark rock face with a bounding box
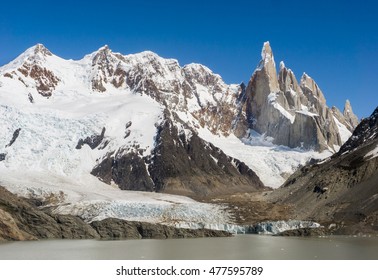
[28,93,34,103]
[276,227,328,237]
[91,113,264,197]
[91,218,232,239]
[76,127,106,150]
[0,188,57,240]
[91,151,155,191]
[5,128,21,147]
[90,218,142,239]
[337,106,378,156]
[148,116,264,196]
[53,215,100,239]
[0,153,5,161]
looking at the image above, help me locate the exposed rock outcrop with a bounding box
[5,128,21,148]
[16,44,60,97]
[344,99,359,129]
[91,218,231,239]
[76,127,106,150]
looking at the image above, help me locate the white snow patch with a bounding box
[273,103,295,123]
[268,92,295,124]
[364,144,378,160]
[210,154,219,164]
[333,116,352,143]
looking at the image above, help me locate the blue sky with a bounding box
[1,0,377,118]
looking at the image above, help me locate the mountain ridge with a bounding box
[1,42,377,236]
[0,42,358,194]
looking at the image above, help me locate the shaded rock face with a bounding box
[90,218,232,239]
[91,151,155,192]
[148,115,264,196]
[344,99,359,129]
[5,128,21,148]
[91,113,264,198]
[0,208,35,241]
[76,127,106,150]
[337,106,378,156]
[0,186,99,240]
[269,107,378,233]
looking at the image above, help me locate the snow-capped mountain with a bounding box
[0,42,357,197]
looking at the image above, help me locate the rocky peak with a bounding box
[1,44,60,97]
[19,44,53,65]
[343,99,359,129]
[278,62,303,109]
[260,41,274,66]
[278,62,300,92]
[92,45,123,66]
[256,41,279,92]
[32,43,52,57]
[300,73,326,106]
[244,43,351,151]
[90,45,127,92]
[183,63,224,89]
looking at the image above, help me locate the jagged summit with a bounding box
[343,99,359,128]
[32,43,52,56]
[300,72,326,105]
[245,42,358,151]
[261,41,274,63]
[20,43,53,63]
[98,44,109,51]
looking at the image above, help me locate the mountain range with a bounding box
[0,42,358,194]
[2,42,377,237]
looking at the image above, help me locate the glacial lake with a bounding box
[1,235,378,260]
